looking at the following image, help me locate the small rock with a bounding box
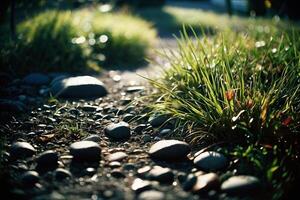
[138,190,165,200]
[192,173,220,193]
[221,175,261,195]
[21,171,39,187]
[158,129,172,137]
[51,76,107,99]
[10,142,36,160]
[126,86,145,93]
[36,150,58,168]
[137,166,152,178]
[83,134,101,142]
[109,161,122,168]
[23,73,50,86]
[54,168,72,180]
[105,121,131,141]
[182,174,197,191]
[148,115,169,128]
[147,166,174,184]
[131,178,152,194]
[69,141,101,162]
[149,140,190,161]
[111,169,125,178]
[108,152,128,162]
[193,151,228,171]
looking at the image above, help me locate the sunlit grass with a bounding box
[74,8,157,67]
[0,8,157,75]
[148,27,300,198]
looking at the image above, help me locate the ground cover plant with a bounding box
[149,26,300,199]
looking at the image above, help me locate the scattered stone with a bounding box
[10,141,36,160]
[192,173,220,193]
[147,166,174,184]
[23,73,50,86]
[137,166,152,178]
[158,129,172,137]
[109,161,122,168]
[83,134,101,143]
[69,141,101,162]
[21,171,39,187]
[138,190,165,200]
[51,76,108,99]
[149,140,190,161]
[111,169,125,178]
[193,151,228,171]
[131,178,152,194]
[36,150,58,168]
[182,174,197,191]
[104,121,131,141]
[108,152,128,162]
[221,175,261,195]
[126,86,145,93]
[148,115,169,128]
[54,168,72,180]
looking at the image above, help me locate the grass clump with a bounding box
[73,9,157,68]
[0,8,157,75]
[149,28,300,198]
[0,11,89,75]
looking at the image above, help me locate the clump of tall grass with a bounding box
[73,9,157,67]
[149,28,300,198]
[0,11,89,75]
[0,9,157,75]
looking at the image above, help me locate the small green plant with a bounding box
[149,28,300,198]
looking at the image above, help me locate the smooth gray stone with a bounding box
[10,142,36,160]
[149,140,190,160]
[131,178,152,193]
[83,134,101,142]
[51,76,107,99]
[221,175,261,195]
[148,115,169,127]
[36,150,58,167]
[108,152,128,162]
[21,171,39,186]
[147,166,174,183]
[54,168,72,180]
[193,151,228,171]
[105,121,131,141]
[69,141,101,162]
